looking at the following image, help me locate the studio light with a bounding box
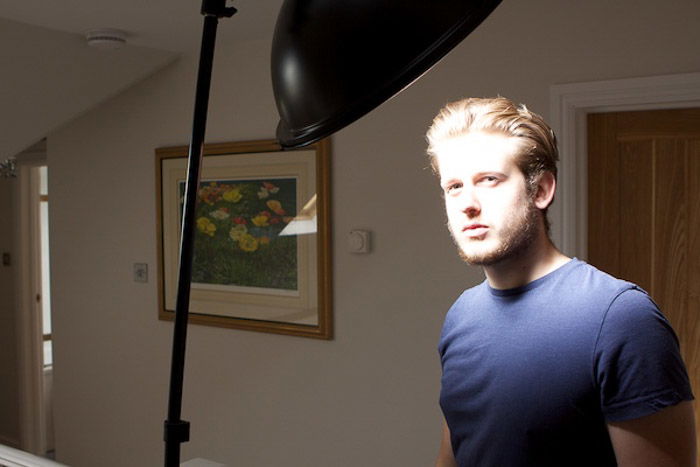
[272,0,503,148]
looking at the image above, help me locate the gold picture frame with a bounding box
[155,139,332,339]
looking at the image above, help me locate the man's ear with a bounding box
[533,171,556,210]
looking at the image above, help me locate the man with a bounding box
[427,97,696,466]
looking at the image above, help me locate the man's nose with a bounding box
[461,187,480,217]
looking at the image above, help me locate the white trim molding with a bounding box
[0,443,67,467]
[0,435,21,450]
[550,72,700,259]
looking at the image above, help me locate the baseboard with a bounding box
[0,432,21,449]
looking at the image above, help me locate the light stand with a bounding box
[163,1,236,466]
[163,0,502,465]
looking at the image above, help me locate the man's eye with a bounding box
[479,176,499,185]
[445,183,462,193]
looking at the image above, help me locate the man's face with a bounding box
[435,131,540,266]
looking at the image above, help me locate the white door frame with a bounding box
[13,150,48,455]
[549,72,700,259]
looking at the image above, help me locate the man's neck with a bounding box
[483,235,571,290]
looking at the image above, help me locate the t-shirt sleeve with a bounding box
[593,287,694,422]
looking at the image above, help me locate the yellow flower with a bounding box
[222,187,242,203]
[239,234,259,252]
[259,236,270,246]
[251,214,269,227]
[196,217,216,237]
[266,199,285,215]
[229,224,248,241]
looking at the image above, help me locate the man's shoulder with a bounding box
[456,279,489,301]
[441,280,488,323]
[560,259,640,298]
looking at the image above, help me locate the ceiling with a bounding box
[0,0,282,52]
[0,0,282,160]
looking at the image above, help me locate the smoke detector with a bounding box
[86,29,127,50]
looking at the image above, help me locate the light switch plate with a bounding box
[133,263,148,283]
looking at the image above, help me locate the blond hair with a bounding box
[426,96,559,231]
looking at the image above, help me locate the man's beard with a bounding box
[450,199,541,267]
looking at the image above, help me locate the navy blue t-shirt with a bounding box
[438,259,693,466]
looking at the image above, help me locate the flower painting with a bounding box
[179,177,298,291]
[157,139,331,339]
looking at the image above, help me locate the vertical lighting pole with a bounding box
[163,1,236,466]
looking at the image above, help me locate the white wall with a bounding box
[47,1,700,466]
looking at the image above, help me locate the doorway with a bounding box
[587,107,700,461]
[15,146,54,458]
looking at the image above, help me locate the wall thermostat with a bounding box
[348,230,371,254]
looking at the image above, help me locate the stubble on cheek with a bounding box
[447,199,539,266]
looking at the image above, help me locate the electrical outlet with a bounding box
[133,263,148,283]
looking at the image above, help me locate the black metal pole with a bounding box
[164,2,236,466]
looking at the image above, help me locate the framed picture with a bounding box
[155,139,332,339]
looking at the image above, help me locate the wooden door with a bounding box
[588,108,700,456]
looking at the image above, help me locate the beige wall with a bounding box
[44,1,700,466]
[0,177,19,447]
[0,19,174,448]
